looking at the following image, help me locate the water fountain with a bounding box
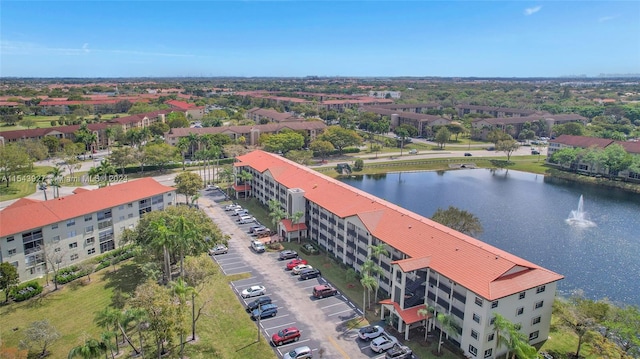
[566,195,596,227]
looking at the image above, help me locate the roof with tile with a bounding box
[0,178,175,237]
[552,135,640,154]
[235,150,563,300]
[379,300,429,324]
[166,100,195,110]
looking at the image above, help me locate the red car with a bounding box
[271,326,301,346]
[286,258,308,270]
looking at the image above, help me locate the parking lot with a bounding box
[203,194,399,359]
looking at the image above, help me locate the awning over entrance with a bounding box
[232,184,251,192]
[379,299,430,325]
[281,218,308,232]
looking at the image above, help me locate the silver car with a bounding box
[209,244,228,255]
[283,346,312,359]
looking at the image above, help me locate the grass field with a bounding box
[0,166,55,202]
[0,258,277,359]
[0,114,129,132]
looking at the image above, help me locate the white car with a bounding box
[358,325,385,340]
[370,333,398,353]
[291,264,313,275]
[241,285,266,298]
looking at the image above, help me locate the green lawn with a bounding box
[0,258,277,359]
[0,166,54,202]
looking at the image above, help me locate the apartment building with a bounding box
[0,178,176,283]
[234,150,563,358]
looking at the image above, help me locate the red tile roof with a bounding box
[552,135,614,149]
[0,178,175,237]
[281,218,308,232]
[236,151,563,300]
[166,100,194,110]
[379,300,429,324]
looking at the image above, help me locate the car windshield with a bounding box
[277,330,286,337]
[287,349,299,356]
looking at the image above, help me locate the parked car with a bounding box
[232,209,249,216]
[279,249,298,260]
[251,240,266,253]
[241,285,266,298]
[286,258,308,270]
[531,150,540,155]
[246,296,272,312]
[292,264,313,275]
[464,152,473,156]
[358,325,385,341]
[224,204,241,211]
[238,215,255,224]
[271,326,301,346]
[385,344,413,359]
[370,333,398,353]
[251,303,277,320]
[313,284,338,299]
[299,268,322,280]
[205,184,219,191]
[209,244,228,255]
[249,225,267,233]
[283,346,312,359]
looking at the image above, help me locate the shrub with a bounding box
[55,265,90,284]
[353,159,364,171]
[300,243,320,255]
[11,281,43,302]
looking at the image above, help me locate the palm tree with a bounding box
[48,166,64,198]
[493,313,512,358]
[177,137,190,171]
[435,312,457,355]
[94,308,122,356]
[289,211,305,243]
[171,278,194,359]
[417,305,435,341]
[36,176,48,200]
[238,170,253,200]
[100,331,116,359]
[172,215,199,277]
[89,159,117,187]
[68,336,107,359]
[149,218,175,284]
[360,274,378,318]
[104,127,116,155]
[369,244,388,303]
[220,166,235,198]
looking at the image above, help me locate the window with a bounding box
[468,345,478,356]
[87,248,95,255]
[85,226,94,234]
[487,333,494,342]
[473,313,481,323]
[484,349,493,358]
[119,205,124,210]
[529,331,539,341]
[535,300,544,309]
[67,219,75,227]
[517,307,524,316]
[491,300,499,308]
[97,210,112,221]
[8,248,16,255]
[475,297,483,307]
[86,237,95,245]
[490,316,496,325]
[51,224,58,229]
[69,242,78,249]
[67,230,77,238]
[519,291,526,300]
[536,285,546,294]
[127,203,133,208]
[70,253,79,261]
[84,214,92,222]
[52,235,60,243]
[128,213,134,218]
[532,316,541,325]
[471,330,478,340]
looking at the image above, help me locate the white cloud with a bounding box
[598,15,618,23]
[524,6,542,16]
[0,40,194,57]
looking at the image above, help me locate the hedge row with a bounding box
[95,246,135,271]
[11,281,43,302]
[55,265,91,285]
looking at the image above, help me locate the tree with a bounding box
[369,244,388,303]
[0,262,19,303]
[394,127,410,156]
[309,140,335,161]
[285,149,313,165]
[0,144,31,188]
[88,160,117,187]
[74,124,97,158]
[108,147,138,175]
[431,206,483,237]
[435,312,457,355]
[176,137,190,170]
[435,127,451,149]
[17,140,48,161]
[551,147,580,170]
[417,305,435,340]
[600,144,633,179]
[19,320,60,358]
[360,275,378,318]
[143,143,178,172]
[487,129,512,145]
[268,199,287,230]
[104,127,117,154]
[149,122,170,137]
[496,139,520,162]
[58,143,84,177]
[318,126,362,154]
[47,166,64,198]
[554,122,585,136]
[555,295,601,358]
[262,130,305,154]
[130,280,180,359]
[182,256,216,341]
[174,172,203,204]
[42,136,61,155]
[238,170,253,200]
[166,112,189,128]
[171,278,194,358]
[67,336,106,359]
[18,118,36,129]
[94,308,124,357]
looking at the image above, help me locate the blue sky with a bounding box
[1,1,639,78]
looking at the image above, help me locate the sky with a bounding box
[1,1,639,78]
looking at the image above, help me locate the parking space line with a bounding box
[320,302,345,310]
[259,313,289,322]
[277,338,310,349]
[223,263,251,270]
[264,322,296,331]
[230,276,256,283]
[328,308,357,317]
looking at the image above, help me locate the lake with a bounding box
[340,169,640,306]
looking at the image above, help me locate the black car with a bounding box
[279,249,298,260]
[246,296,272,312]
[299,268,321,280]
[464,152,472,156]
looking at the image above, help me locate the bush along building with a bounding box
[0,178,176,283]
[233,150,563,359]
